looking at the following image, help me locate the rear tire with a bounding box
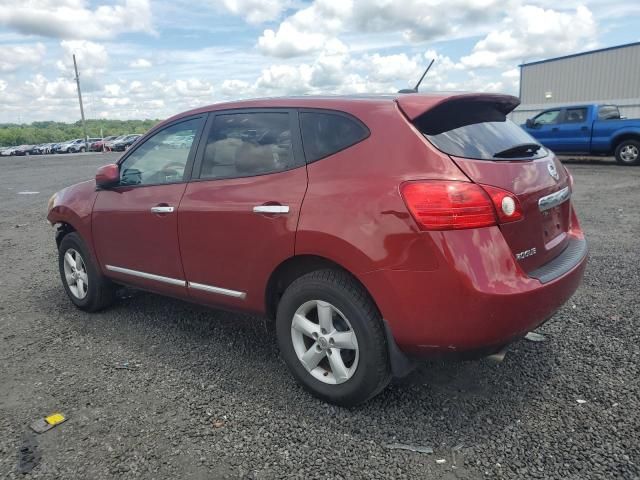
[79,147,86,153]
[615,139,640,165]
[276,269,391,406]
[58,232,115,312]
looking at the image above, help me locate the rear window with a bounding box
[416,100,547,161]
[300,111,369,162]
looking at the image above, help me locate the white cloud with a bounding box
[56,40,109,92]
[363,53,419,82]
[24,74,77,99]
[218,0,291,24]
[460,5,597,68]
[0,43,46,72]
[130,58,152,68]
[257,0,507,58]
[258,25,330,58]
[0,0,610,123]
[0,0,154,40]
[60,40,109,69]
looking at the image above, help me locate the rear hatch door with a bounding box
[398,94,572,273]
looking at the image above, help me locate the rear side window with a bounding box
[200,112,295,179]
[300,111,369,162]
[598,105,620,120]
[416,100,546,161]
[564,108,587,123]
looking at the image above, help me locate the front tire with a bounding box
[615,139,640,165]
[276,269,391,406]
[58,232,115,312]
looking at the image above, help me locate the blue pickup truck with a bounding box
[522,104,640,165]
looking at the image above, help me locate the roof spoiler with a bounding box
[396,93,520,121]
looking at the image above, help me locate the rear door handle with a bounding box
[150,206,175,213]
[551,127,559,132]
[253,205,290,214]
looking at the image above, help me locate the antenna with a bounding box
[398,58,435,94]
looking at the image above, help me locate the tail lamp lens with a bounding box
[400,181,524,231]
[400,181,496,230]
[480,184,524,224]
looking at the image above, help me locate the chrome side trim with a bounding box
[105,265,186,287]
[188,281,247,299]
[538,186,571,212]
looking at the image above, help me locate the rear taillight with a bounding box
[480,184,524,224]
[400,181,523,231]
[400,181,496,230]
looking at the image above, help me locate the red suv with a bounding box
[47,93,587,405]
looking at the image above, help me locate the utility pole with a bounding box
[72,54,88,150]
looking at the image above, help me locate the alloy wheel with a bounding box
[620,144,639,163]
[290,300,359,385]
[63,248,89,299]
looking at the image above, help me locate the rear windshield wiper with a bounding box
[493,143,542,158]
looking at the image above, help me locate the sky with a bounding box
[0,0,638,123]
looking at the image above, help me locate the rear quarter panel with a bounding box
[591,119,640,153]
[296,102,467,275]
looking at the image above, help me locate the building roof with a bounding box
[520,41,640,68]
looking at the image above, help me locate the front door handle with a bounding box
[253,205,290,214]
[150,205,175,213]
[551,127,559,132]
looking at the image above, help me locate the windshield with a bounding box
[415,100,547,161]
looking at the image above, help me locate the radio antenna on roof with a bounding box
[398,58,435,94]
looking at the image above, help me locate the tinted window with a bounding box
[200,112,294,179]
[417,101,546,161]
[534,110,561,125]
[598,105,620,120]
[300,112,368,162]
[564,108,587,123]
[119,118,202,186]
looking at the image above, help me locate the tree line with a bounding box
[0,119,161,147]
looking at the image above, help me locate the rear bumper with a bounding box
[361,227,587,356]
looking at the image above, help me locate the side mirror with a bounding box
[525,118,535,128]
[95,164,120,188]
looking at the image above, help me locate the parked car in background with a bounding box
[104,135,126,150]
[112,134,142,151]
[71,138,100,153]
[33,143,55,154]
[522,104,640,165]
[90,136,118,152]
[48,93,587,406]
[13,145,37,156]
[0,146,17,156]
[55,139,83,154]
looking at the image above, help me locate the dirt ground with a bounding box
[1,153,638,479]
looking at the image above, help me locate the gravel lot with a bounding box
[0,153,638,479]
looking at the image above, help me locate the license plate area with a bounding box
[542,206,566,246]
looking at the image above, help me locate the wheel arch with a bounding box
[264,254,415,378]
[611,131,640,152]
[54,221,77,248]
[265,254,358,321]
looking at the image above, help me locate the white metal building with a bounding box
[512,42,640,124]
